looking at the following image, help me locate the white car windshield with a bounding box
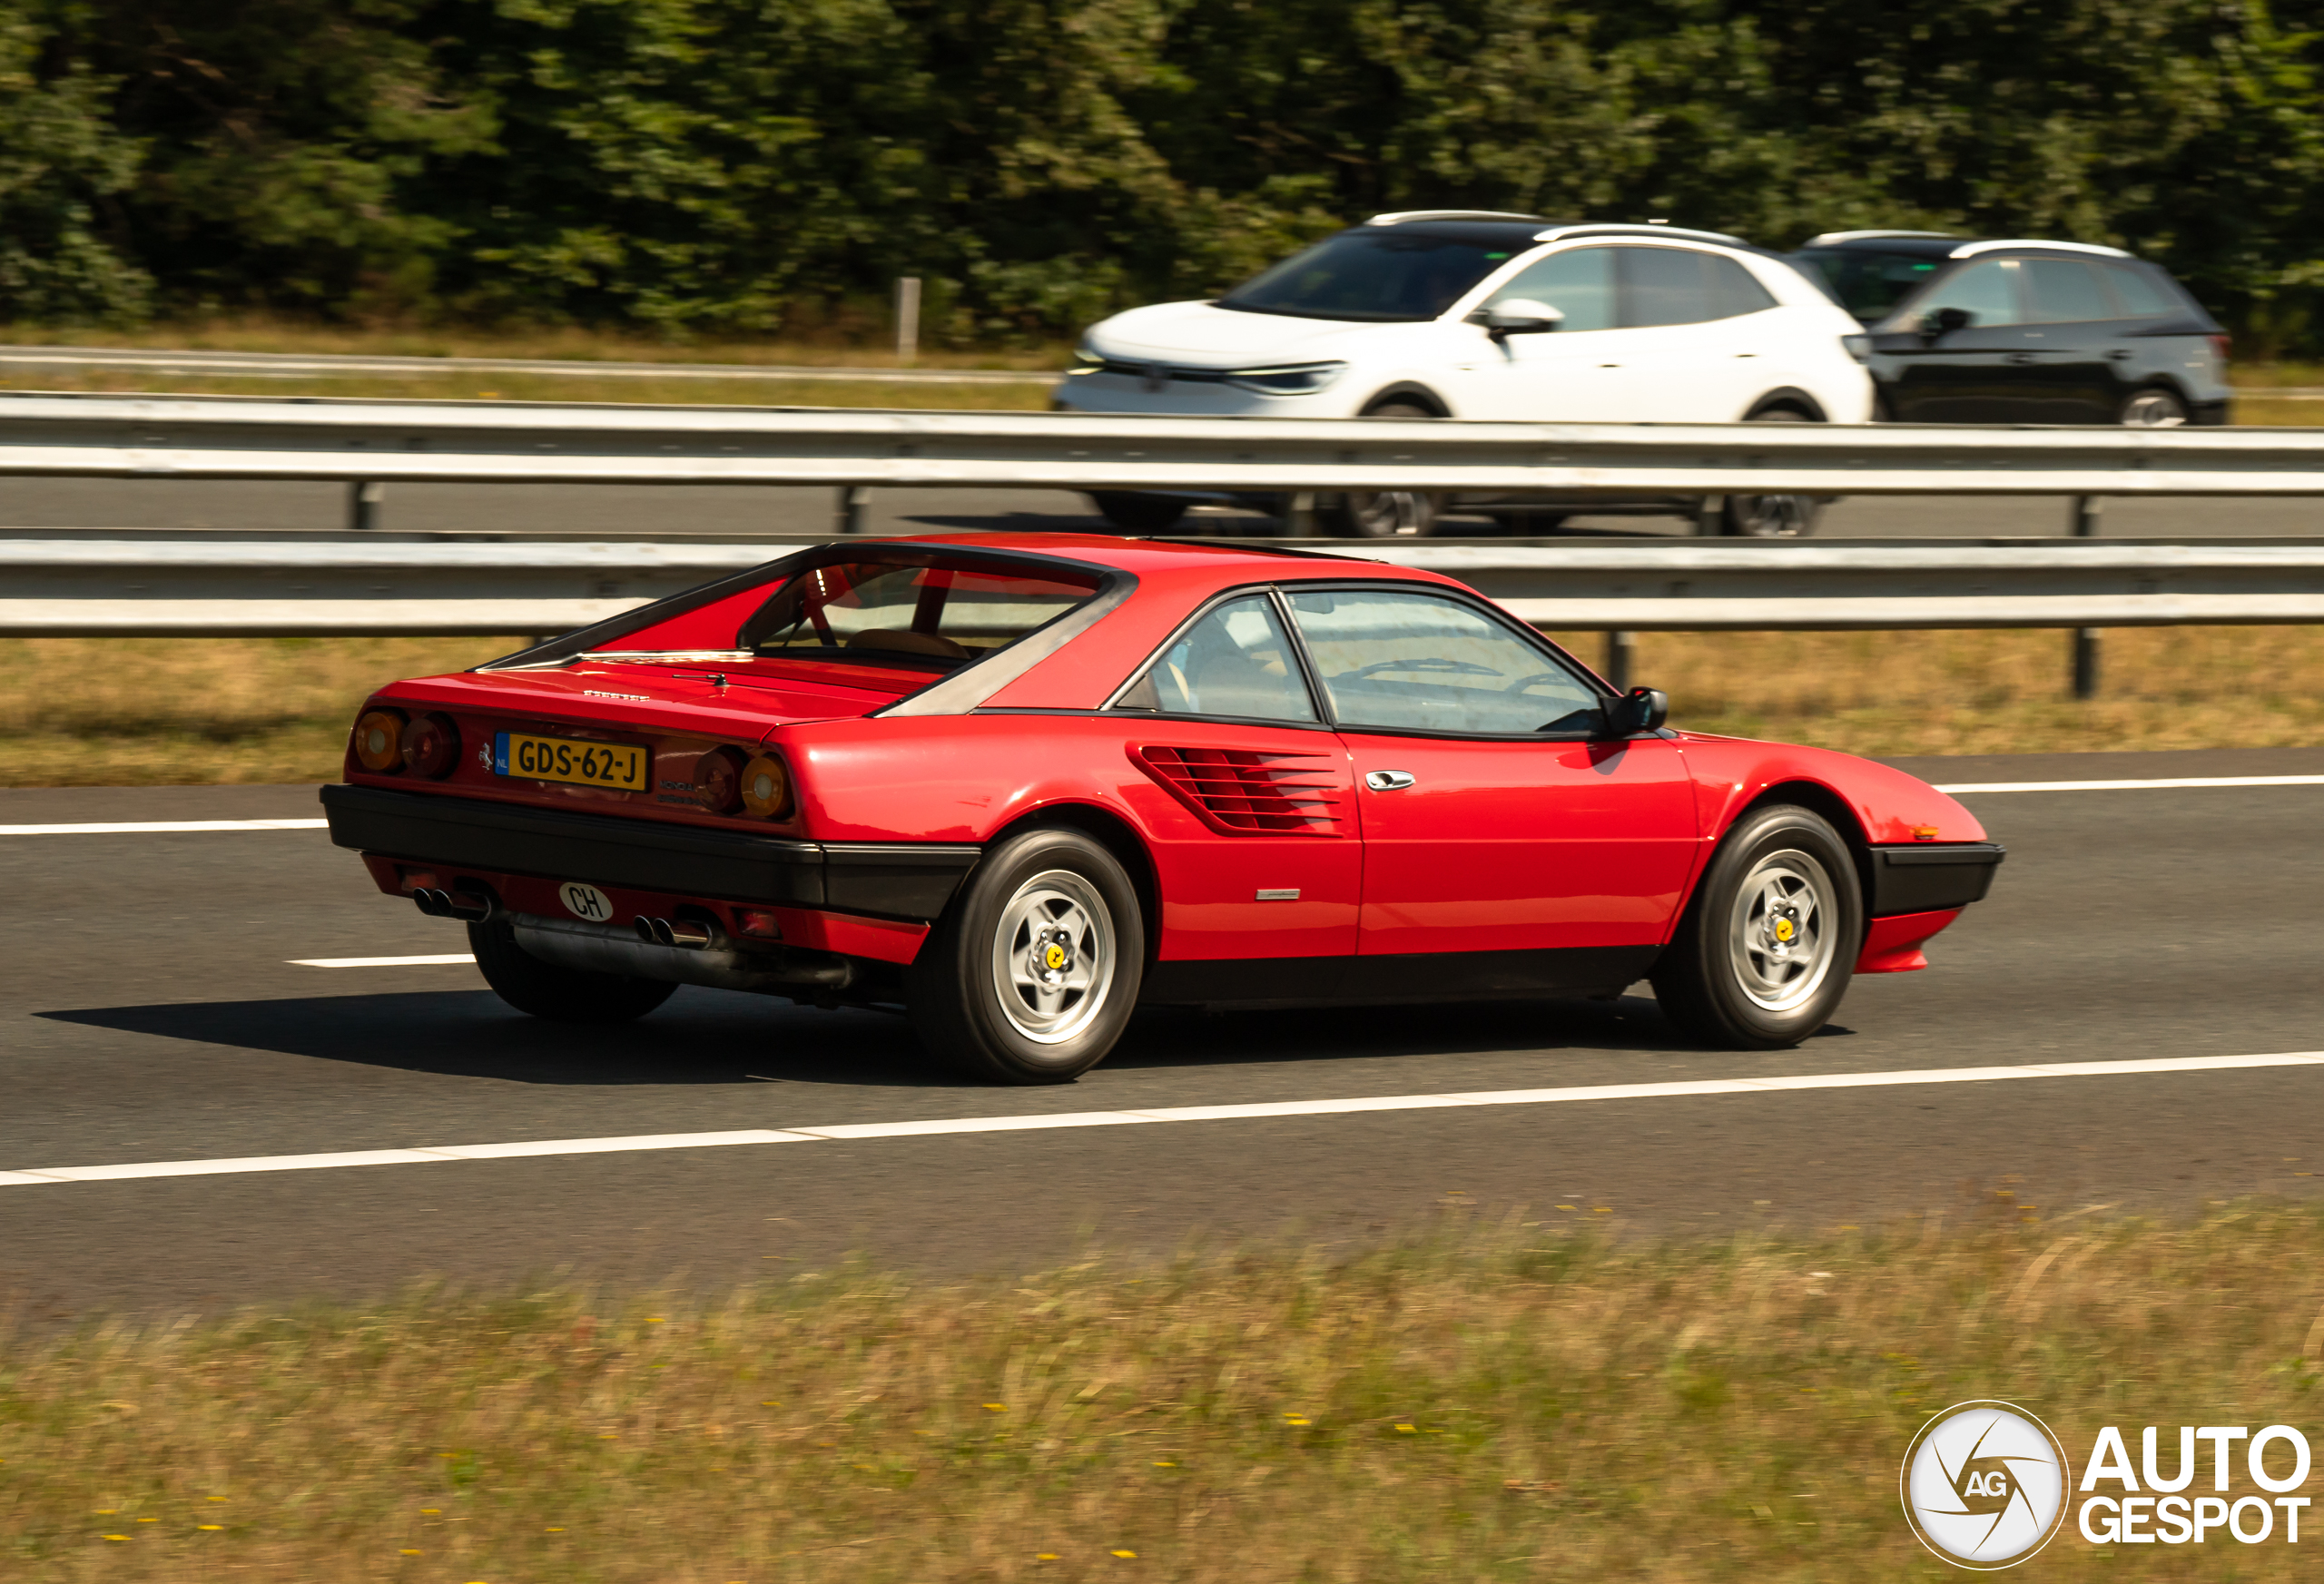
[1218,228,1531,321]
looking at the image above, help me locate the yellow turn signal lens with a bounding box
[354,709,405,772]
[740,753,792,818]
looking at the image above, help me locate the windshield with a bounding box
[1218,230,1528,322]
[1793,248,1953,323]
[737,559,1101,670]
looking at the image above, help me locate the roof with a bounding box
[888,531,1452,585]
[1798,232,2134,261]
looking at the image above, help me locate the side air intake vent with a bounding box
[1134,746,1345,836]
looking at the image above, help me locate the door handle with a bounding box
[2004,352,2041,364]
[1364,770,1416,791]
[2106,349,2134,361]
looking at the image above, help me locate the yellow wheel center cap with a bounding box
[1043,942,1068,971]
[1773,918,1795,942]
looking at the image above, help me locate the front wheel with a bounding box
[1650,805,1862,1048]
[907,827,1146,1084]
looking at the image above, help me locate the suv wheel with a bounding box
[1089,492,1189,531]
[1323,400,1444,537]
[2119,387,2188,428]
[1717,408,1825,537]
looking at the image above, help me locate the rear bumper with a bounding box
[1868,841,2004,916]
[320,783,980,923]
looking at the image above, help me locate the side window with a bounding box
[2023,258,2116,323]
[1708,255,1779,319]
[1620,247,1718,328]
[1284,587,1602,736]
[1485,247,1616,331]
[1906,259,2022,329]
[2101,261,2177,319]
[1112,594,1316,723]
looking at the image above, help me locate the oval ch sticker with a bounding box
[559,881,614,921]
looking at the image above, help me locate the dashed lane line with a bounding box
[4,1050,2319,1188]
[1936,775,2324,793]
[291,953,477,968]
[0,819,330,835]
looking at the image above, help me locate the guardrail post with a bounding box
[1693,496,1724,536]
[2071,496,2102,537]
[834,486,868,536]
[348,481,384,531]
[2073,628,2102,699]
[895,278,921,366]
[1282,491,1317,537]
[1604,630,1636,693]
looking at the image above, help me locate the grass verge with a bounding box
[3,1208,2319,1581]
[5,626,2319,788]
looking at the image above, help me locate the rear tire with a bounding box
[907,827,1145,1084]
[468,919,677,1023]
[2119,386,2188,427]
[1717,408,1824,536]
[1650,805,1862,1048]
[1089,492,1189,532]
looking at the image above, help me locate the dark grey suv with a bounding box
[1788,231,2231,426]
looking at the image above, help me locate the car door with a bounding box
[2018,257,2124,423]
[1108,590,1362,962]
[1872,258,2034,421]
[1281,584,1700,967]
[1448,245,1632,419]
[1598,245,1785,418]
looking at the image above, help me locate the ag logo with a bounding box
[1902,1401,2069,1569]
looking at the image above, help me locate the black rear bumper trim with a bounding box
[320,784,980,923]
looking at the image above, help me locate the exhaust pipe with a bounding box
[513,912,848,993]
[634,915,714,949]
[411,887,497,922]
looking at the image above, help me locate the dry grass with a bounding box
[2,1207,2319,1581]
[6,625,2322,789]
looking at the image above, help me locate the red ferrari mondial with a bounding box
[321,534,2002,1084]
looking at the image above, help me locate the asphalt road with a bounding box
[5,745,2323,1323]
[2,475,2322,539]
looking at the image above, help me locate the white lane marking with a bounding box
[0,819,330,835]
[4,1049,2319,1188]
[1937,775,2324,793]
[291,954,477,969]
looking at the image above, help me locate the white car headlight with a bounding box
[1065,342,1105,376]
[1223,361,1347,396]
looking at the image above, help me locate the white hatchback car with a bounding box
[1054,212,1873,536]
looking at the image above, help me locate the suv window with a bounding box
[1113,594,1317,722]
[1794,248,1947,321]
[1619,248,1777,328]
[1486,247,1616,331]
[1284,587,1602,735]
[2100,261,2178,318]
[2023,258,2116,323]
[1903,258,2022,329]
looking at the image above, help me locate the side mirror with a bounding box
[1603,686,1669,736]
[1921,305,1972,341]
[1482,299,1563,340]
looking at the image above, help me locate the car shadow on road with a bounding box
[1107,995,1679,1071]
[36,987,956,1088]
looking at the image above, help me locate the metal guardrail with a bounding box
[9,392,2324,500]
[0,346,1049,386]
[10,538,2324,638]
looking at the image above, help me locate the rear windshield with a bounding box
[1792,248,1952,323]
[736,559,1101,670]
[1218,230,1527,322]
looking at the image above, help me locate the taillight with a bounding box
[354,708,405,772]
[741,753,793,818]
[2210,333,2231,365]
[694,748,744,813]
[403,713,461,778]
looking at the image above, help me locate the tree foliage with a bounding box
[5,0,2324,348]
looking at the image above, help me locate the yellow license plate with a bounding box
[493,731,649,792]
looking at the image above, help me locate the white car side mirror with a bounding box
[1482,299,1564,339]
